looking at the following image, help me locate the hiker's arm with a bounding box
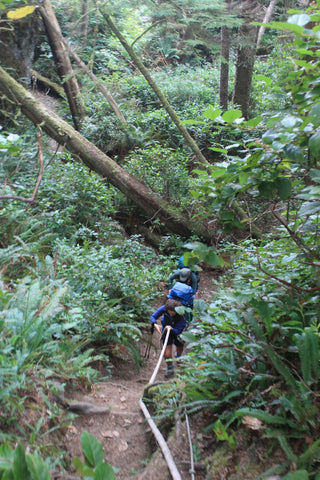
[150,305,165,335]
[168,271,178,289]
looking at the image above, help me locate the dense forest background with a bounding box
[0,0,320,479]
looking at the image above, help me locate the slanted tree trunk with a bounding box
[0,66,211,242]
[256,0,277,49]
[219,25,231,110]
[62,39,126,123]
[101,11,210,167]
[39,0,85,130]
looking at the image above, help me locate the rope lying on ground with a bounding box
[139,327,183,480]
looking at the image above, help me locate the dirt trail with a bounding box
[63,271,217,480]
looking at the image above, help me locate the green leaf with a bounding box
[204,252,223,266]
[255,75,272,86]
[294,328,320,384]
[309,103,320,125]
[309,131,320,157]
[203,107,222,121]
[283,144,304,162]
[221,109,243,123]
[94,462,116,480]
[255,20,304,34]
[310,168,320,184]
[73,457,95,476]
[298,201,320,216]
[235,408,288,425]
[25,455,51,480]
[258,181,276,198]
[239,171,250,186]
[288,13,311,26]
[282,470,309,480]
[208,147,227,153]
[275,177,292,200]
[13,445,31,480]
[281,115,299,128]
[244,115,263,127]
[81,431,104,468]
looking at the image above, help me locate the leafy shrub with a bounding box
[35,156,116,242]
[123,144,190,202]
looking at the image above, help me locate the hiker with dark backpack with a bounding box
[150,298,187,378]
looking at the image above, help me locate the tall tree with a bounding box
[39,0,85,130]
[219,25,231,109]
[81,0,88,46]
[0,66,211,242]
[232,0,261,118]
[0,10,41,85]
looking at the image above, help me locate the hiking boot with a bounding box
[165,367,174,378]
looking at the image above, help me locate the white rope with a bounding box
[148,327,170,385]
[185,408,195,480]
[139,398,182,480]
[140,326,183,480]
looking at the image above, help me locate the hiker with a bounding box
[177,255,201,294]
[168,267,198,298]
[150,298,187,378]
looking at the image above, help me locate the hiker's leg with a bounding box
[176,345,183,357]
[164,345,173,367]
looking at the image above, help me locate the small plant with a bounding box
[0,432,116,480]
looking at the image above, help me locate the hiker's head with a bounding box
[165,298,182,316]
[179,268,191,283]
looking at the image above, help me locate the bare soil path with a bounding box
[63,271,217,480]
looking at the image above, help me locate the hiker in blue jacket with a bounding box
[150,298,187,378]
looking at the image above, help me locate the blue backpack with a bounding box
[168,282,194,306]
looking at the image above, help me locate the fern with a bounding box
[294,328,320,384]
[297,438,320,469]
[234,408,297,428]
[246,311,300,393]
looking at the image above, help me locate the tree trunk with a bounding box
[101,11,210,167]
[39,0,85,131]
[232,22,258,119]
[62,39,126,123]
[0,66,211,242]
[219,25,230,110]
[256,0,277,49]
[0,12,41,85]
[81,0,88,46]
